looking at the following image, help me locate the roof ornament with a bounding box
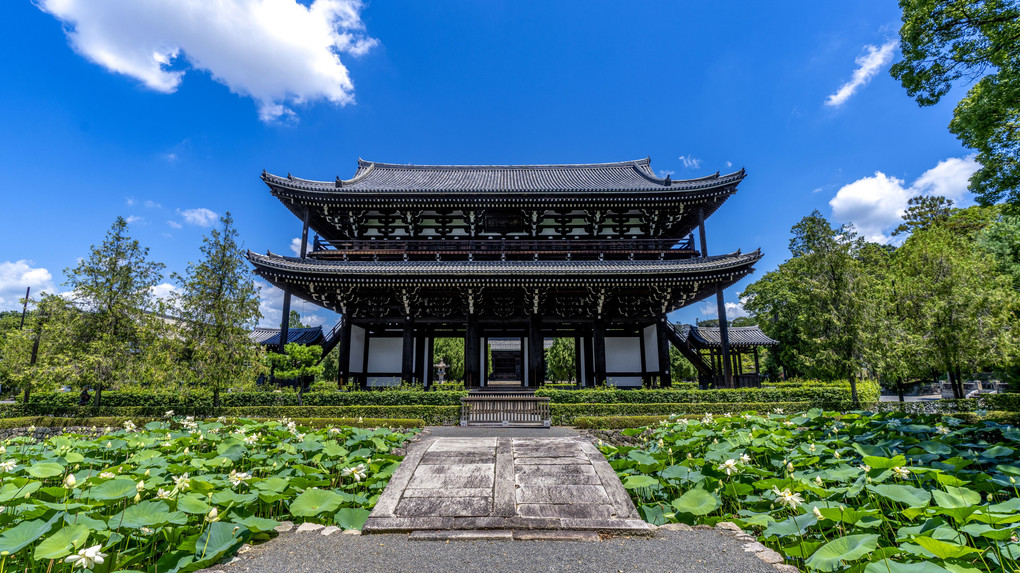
[287,173,293,180]
[664,174,672,186]
[335,176,343,188]
[261,169,267,178]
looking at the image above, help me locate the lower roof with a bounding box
[676,324,777,348]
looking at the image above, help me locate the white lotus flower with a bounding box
[173,473,191,490]
[0,460,17,472]
[786,462,795,473]
[717,459,739,476]
[244,433,260,445]
[342,464,367,482]
[123,421,136,432]
[892,466,910,480]
[0,446,5,454]
[772,486,804,509]
[27,426,36,433]
[228,470,251,487]
[739,453,752,464]
[937,425,950,435]
[833,451,841,459]
[859,464,871,472]
[205,507,219,522]
[136,480,145,492]
[808,444,816,453]
[164,410,174,418]
[99,471,115,479]
[774,408,784,414]
[156,488,173,499]
[64,545,106,569]
[64,474,77,489]
[701,413,714,424]
[328,427,341,435]
[814,476,823,487]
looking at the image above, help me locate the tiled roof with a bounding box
[263,158,745,195]
[250,326,325,346]
[676,324,777,348]
[247,250,762,278]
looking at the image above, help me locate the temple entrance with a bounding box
[487,338,523,387]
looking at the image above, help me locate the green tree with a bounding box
[432,338,464,381]
[744,212,874,404]
[545,338,575,382]
[894,224,1018,397]
[288,310,309,329]
[891,0,1020,207]
[979,213,1020,288]
[64,216,165,406]
[175,213,263,407]
[669,347,698,382]
[891,195,955,236]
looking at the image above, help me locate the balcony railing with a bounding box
[308,236,697,261]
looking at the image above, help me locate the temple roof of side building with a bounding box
[250,326,325,346]
[246,250,762,281]
[675,324,778,348]
[263,158,745,195]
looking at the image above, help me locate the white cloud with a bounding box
[829,155,979,243]
[289,237,304,257]
[725,161,733,168]
[0,261,56,311]
[256,279,284,327]
[144,200,162,209]
[678,155,702,169]
[36,0,378,122]
[126,215,144,224]
[658,170,674,178]
[825,40,897,107]
[177,208,218,227]
[167,220,183,229]
[125,197,136,206]
[697,297,749,321]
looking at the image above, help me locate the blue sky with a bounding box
[0,1,978,328]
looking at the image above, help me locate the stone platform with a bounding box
[362,437,653,535]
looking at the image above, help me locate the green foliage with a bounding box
[0,416,425,430]
[550,402,811,425]
[175,212,264,400]
[979,214,1020,289]
[0,418,414,571]
[891,195,955,237]
[431,338,464,381]
[891,0,1020,208]
[545,338,575,382]
[267,343,325,381]
[602,409,1020,571]
[669,346,698,382]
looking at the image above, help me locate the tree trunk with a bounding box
[955,366,965,399]
[849,373,859,407]
[94,383,102,409]
[948,370,960,399]
[23,386,30,403]
[897,378,904,402]
[213,387,220,409]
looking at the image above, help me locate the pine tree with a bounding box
[175,212,262,407]
[64,216,164,406]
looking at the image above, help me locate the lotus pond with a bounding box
[601,409,1020,573]
[0,417,415,572]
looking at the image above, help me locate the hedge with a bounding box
[536,380,880,408]
[550,401,811,426]
[4,405,459,425]
[0,416,426,430]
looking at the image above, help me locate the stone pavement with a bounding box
[362,436,654,534]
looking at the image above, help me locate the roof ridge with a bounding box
[355,158,652,170]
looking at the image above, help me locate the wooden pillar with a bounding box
[337,315,352,389]
[465,314,480,388]
[401,317,414,384]
[424,334,434,390]
[753,346,760,374]
[414,331,426,386]
[528,314,544,387]
[657,318,672,387]
[299,207,311,258]
[700,206,733,388]
[278,289,292,354]
[574,336,582,386]
[593,320,607,386]
[582,334,595,387]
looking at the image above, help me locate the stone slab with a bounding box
[493,437,516,517]
[406,472,494,489]
[420,452,494,465]
[513,456,590,465]
[516,485,611,504]
[517,503,619,519]
[409,530,514,541]
[512,530,601,542]
[402,488,492,498]
[395,496,492,517]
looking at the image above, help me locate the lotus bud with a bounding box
[64,474,77,489]
[144,469,150,476]
[787,462,794,473]
[106,442,112,448]
[206,507,219,522]
[813,506,823,520]
[1011,477,1016,485]
[134,493,140,502]
[136,480,145,492]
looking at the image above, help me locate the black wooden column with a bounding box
[573,336,582,387]
[465,314,480,388]
[657,318,672,387]
[582,335,595,387]
[424,333,434,390]
[401,317,414,384]
[528,314,544,387]
[278,208,311,355]
[593,320,607,386]
[699,205,733,388]
[336,315,352,389]
[414,332,426,386]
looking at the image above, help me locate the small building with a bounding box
[672,324,777,388]
[250,326,326,347]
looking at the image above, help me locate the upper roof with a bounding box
[263,158,745,195]
[250,326,325,346]
[676,324,778,348]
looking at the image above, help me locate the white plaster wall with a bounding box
[605,337,641,372]
[643,325,659,371]
[367,337,402,373]
[349,325,366,372]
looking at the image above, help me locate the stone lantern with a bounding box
[435,360,447,383]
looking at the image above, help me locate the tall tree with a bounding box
[893,224,1018,397]
[744,211,874,404]
[175,212,262,407]
[432,338,465,382]
[545,338,576,382]
[64,216,164,406]
[891,0,1020,207]
[891,195,955,236]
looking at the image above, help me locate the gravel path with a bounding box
[205,529,781,573]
